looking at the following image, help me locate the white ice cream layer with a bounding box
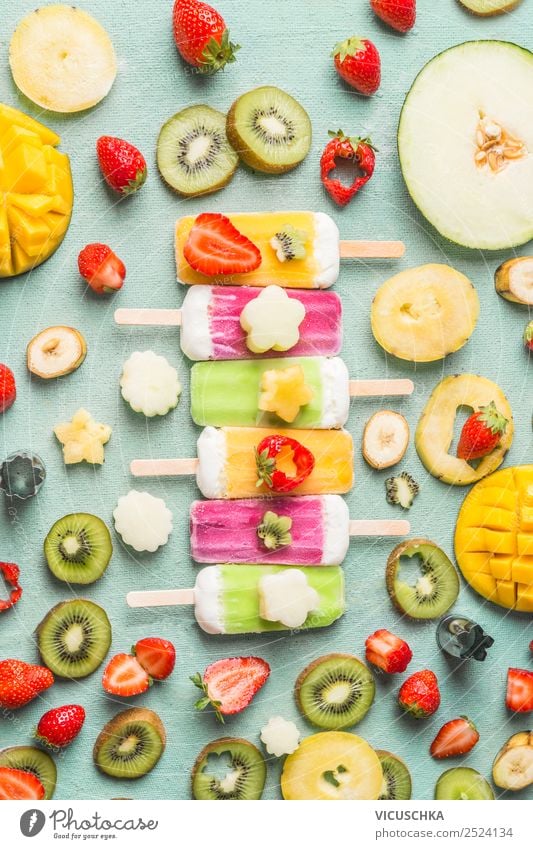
[321,357,350,428]
[194,566,223,634]
[322,495,350,564]
[314,212,340,288]
[196,427,227,498]
[180,285,213,361]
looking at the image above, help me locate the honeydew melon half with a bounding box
[458,0,523,15]
[398,41,533,250]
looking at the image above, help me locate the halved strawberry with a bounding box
[191,656,270,722]
[133,637,176,680]
[430,716,479,759]
[0,767,45,800]
[365,628,412,673]
[506,668,533,713]
[183,213,262,276]
[102,653,151,697]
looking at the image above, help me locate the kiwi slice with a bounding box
[386,538,460,620]
[192,738,266,800]
[44,513,112,585]
[435,767,495,800]
[36,598,112,678]
[94,708,166,779]
[157,105,238,197]
[376,750,412,800]
[0,746,56,799]
[227,86,312,174]
[295,653,375,730]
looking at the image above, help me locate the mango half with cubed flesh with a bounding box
[0,103,73,278]
[415,374,513,486]
[455,465,533,612]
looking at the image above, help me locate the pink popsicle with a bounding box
[190,495,350,566]
[180,285,342,361]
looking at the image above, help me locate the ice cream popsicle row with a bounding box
[190,356,413,429]
[131,425,354,498]
[190,495,409,566]
[175,211,405,289]
[128,563,345,634]
[115,285,343,361]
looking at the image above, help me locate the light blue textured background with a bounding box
[1,0,532,800]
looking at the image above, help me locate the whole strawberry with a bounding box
[524,320,533,352]
[0,659,54,710]
[398,669,440,718]
[78,243,126,295]
[333,37,381,95]
[0,364,16,414]
[36,704,85,749]
[321,131,376,207]
[172,0,239,74]
[456,402,508,460]
[370,0,416,33]
[96,136,147,196]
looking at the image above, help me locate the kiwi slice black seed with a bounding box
[227,86,312,174]
[386,538,460,620]
[435,767,495,800]
[36,598,112,678]
[93,708,166,780]
[44,513,112,585]
[192,738,266,800]
[295,653,375,730]
[157,105,238,197]
[0,746,56,799]
[376,750,412,800]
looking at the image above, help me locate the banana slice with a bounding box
[362,411,410,470]
[27,326,86,379]
[495,257,533,306]
[9,5,117,113]
[493,731,533,790]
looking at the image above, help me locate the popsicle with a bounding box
[115,284,343,361]
[127,563,345,634]
[130,426,354,498]
[190,495,410,566]
[190,357,414,428]
[176,211,405,289]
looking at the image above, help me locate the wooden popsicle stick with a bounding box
[127,589,195,608]
[115,308,182,327]
[340,240,405,259]
[349,378,414,397]
[349,519,410,537]
[130,458,198,477]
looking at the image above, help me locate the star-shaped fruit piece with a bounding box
[240,285,306,354]
[258,365,314,423]
[54,408,112,465]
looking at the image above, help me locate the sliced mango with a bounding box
[456,465,533,611]
[0,102,72,278]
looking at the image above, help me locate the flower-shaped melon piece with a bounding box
[258,365,314,423]
[120,351,181,417]
[260,716,301,757]
[54,408,111,465]
[259,569,319,628]
[239,285,306,354]
[113,490,173,553]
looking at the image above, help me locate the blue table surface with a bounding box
[1,0,532,800]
